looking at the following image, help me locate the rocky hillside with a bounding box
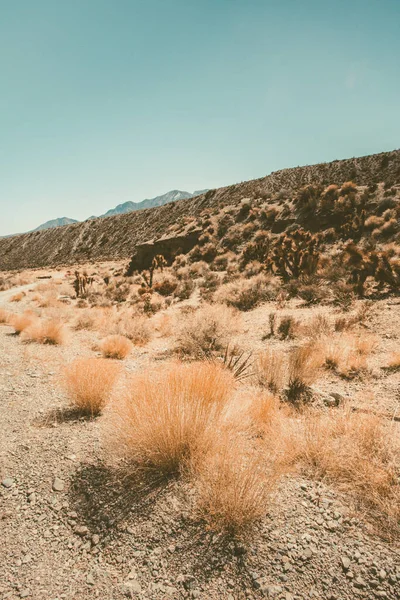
[1,149,399,271]
[33,217,79,232]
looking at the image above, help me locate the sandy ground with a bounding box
[1,279,400,600]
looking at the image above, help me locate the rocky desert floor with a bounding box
[1,269,400,600]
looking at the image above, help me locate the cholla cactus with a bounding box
[343,243,399,296]
[268,229,320,281]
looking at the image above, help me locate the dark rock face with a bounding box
[126,228,202,275]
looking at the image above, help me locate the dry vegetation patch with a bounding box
[175,304,241,358]
[99,334,132,359]
[64,358,121,416]
[21,318,66,345]
[105,362,235,477]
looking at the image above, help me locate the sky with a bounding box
[0,0,399,235]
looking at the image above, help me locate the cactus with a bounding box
[343,243,399,296]
[141,254,167,288]
[267,229,320,281]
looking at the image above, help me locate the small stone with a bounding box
[120,580,142,596]
[91,534,100,546]
[354,576,366,589]
[378,569,387,581]
[52,478,64,492]
[1,478,14,488]
[86,574,95,585]
[19,591,30,598]
[341,556,351,571]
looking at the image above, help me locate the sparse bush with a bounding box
[286,344,319,405]
[214,274,277,311]
[113,313,152,345]
[106,362,234,476]
[195,434,274,536]
[299,409,400,534]
[256,349,286,393]
[10,292,25,302]
[9,312,36,335]
[63,358,121,416]
[175,304,240,358]
[100,335,132,359]
[278,315,298,340]
[0,309,9,324]
[22,319,66,345]
[153,274,178,297]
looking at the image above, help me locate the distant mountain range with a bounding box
[33,217,79,231]
[29,188,209,233]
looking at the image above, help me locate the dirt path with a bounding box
[1,291,400,600]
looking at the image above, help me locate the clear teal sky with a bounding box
[1,0,399,235]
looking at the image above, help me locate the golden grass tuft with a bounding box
[113,313,152,346]
[9,312,36,334]
[194,433,275,536]
[256,349,286,393]
[286,344,321,404]
[21,319,66,345]
[298,408,400,534]
[10,291,25,302]
[106,362,235,476]
[387,352,400,370]
[0,309,9,324]
[64,358,121,416]
[175,304,240,358]
[100,334,132,359]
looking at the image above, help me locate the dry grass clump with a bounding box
[64,358,121,416]
[0,309,9,324]
[106,362,234,476]
[74,308,104,331]
[194,434,274,536]
[299,409,400,534]
[10,291,25,302]
[9,311,36,334]
[214,274,278,311]
[387,352,400,370]
[316,333,376,378]
[286,344,320,404]
[175,304,240,358]
[112,313,152,346]
[99,335,132,359]
[21,319,66,345]
[256,349,286,393]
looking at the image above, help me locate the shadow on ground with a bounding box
[33,406,96,427]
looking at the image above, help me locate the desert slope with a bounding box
[1,149,399,271]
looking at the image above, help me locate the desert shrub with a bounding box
[153,274,178,297]
[21,319,66,345]
[268,229,320,281]
[303,313,331,339]
[214,274,277,311]
[10,291,25,302]
[175,304,240,358]
[63,358,120,416]
[194,434,274,536]
[286,344,319,405]
[297,282,329,305]
[188,261,209,279]
[277,315,298,339]
[299,409,400,534]
[0,309,9,324]
[256,349,286,393]
[190,242,218,263]
[240,232,270,267]
[340,181,358,196]
[106,362,234,476]
[198,271,221,301]
[9,312,36,334]
[212,252,233,271]
[74,309,99,330]
[365,215,384,230]
[217,213,235,236]
[331,281,355,310]
[113,313,152,345]
[100,335,132,359]
[173,278,195,300]
[105,280,131,303]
